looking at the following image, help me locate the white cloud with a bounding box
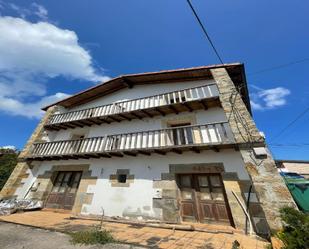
[0,8,109,119]
[0,92,71,119]
[251,87,291,111]
[31,3,48,21]
[0,145,16,150]
[0,16,107,82]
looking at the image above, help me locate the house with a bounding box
[0,63,296,236]
[276,159,309,179]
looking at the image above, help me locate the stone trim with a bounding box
[0,106,58,199]
[28,164,97,215]
[109,169,134,187]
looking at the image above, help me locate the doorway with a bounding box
[46,171,82,210]
[177,173,233,225]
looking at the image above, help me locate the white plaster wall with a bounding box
[16,149,250,219]
[67,79,216,113]
[48,107,229,142]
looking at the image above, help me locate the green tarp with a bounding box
[285,178,309,213]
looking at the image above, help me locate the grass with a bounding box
[69,228,116,245]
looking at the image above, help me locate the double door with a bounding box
[177,173,232,225]
[46,171,82,210]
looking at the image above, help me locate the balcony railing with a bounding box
[45,84,220,130]
[27,122,235,161]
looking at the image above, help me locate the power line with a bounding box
[186,0,224,64]
[271,106,309,142]
[248,58,309,76]
[269,143,309,147]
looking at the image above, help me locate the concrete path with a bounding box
[0,222,141,249]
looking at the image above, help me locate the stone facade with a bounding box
[211,68,296,233]
[0,106,57,199]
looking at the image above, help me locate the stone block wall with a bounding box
[210,68,296,233]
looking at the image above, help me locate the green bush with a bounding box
[277,207,309,249]
[70,228,115,245]
[0,149,18,190]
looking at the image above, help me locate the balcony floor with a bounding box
[25,142,239,161]
[44,97,221,131]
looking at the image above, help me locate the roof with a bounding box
[43,62,251,113]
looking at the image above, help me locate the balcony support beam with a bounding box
[122,77,134,89]
[155,107,166,116]
[140,110,153,118]
[108,116,121,122]
[190,147,200,153]
[199,100,208,110]
[123,151,137,157]
[130,112,143,119]
[154,150,166,155]
[109,152,123,157]
[171,148,182,154]
[183,102,193,112]
[168,105,179,114]
[138,150,151,156]
[118,113,131,121]
[211,146,220,152]
[70,122,84,128]
[97,118,111,124]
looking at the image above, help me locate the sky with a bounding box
[0,0,308,160]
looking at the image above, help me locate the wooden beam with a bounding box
[97,117,111,124]
[108,116,121,122]
[122,77,134,88]
[182,102,193,112]
[89,119,102,125]
[70,121,84,128]
[57,124,68,130]
[154,107,166,116]
[140,110,153,118]
[211,146,219,152]
[168,105,179,114]
[190,147,200,153]
[171,148,182,154]
[78,120,92,126]
[233,144,240,151]
[44,126,60,131]
[154,150,166,155]
[118,113,132,121]
[97,152,112,158]
[130,112,143,119]
[199,100,208,110]
[123,151,137,157]
[138,150,151,156]
[109,152,124,157]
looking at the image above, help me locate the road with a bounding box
[0,221,143,249]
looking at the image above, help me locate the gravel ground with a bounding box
[0,221,143,249]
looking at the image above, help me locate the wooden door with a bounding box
[46,171,82,210]
[178,174,232,225]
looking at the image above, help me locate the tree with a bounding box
[0,149,18,190]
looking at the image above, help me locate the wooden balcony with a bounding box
[27,122,235,161]
[45,84,220,130]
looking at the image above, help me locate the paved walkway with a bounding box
[0,210,269,249]
[0,222,142,249]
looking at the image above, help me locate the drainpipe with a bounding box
[245,185,253,235]
[232,190,253,236]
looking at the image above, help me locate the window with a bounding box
[117,174,127,183]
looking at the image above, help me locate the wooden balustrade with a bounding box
[45,84,220,130]
[28,122,235,160]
